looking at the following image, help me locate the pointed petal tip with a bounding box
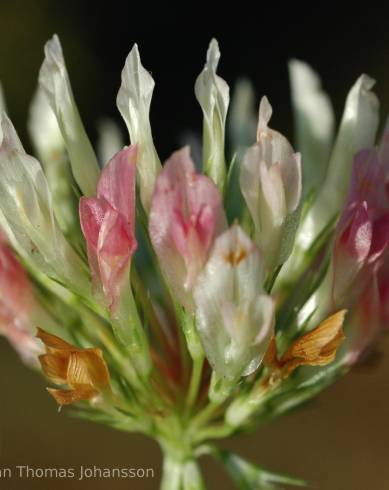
[258,95,273,130]
[288,59,321,87]
[351,74,379,111]
[129,42,140,59]
[288,58,313,71]
[206,38,221,67]
[358,73,376,90]
[209,38,219,50]
[44,33,63,63]
[0,113,23,152]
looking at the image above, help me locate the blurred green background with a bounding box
[1,1,389,488]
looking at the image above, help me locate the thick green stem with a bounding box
[160,452,206,490]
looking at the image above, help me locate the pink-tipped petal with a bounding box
[338,202,372,261]
[79,146,138,311]
[0,243,32,322]
[0,242,39,364]
[368,213,389,264]
[333,148,389,303]
[149,146,226,306]
[349,149,384,209]
[333,202,372,304]
[344,269,380,365]
[97,145,137,225]
[97,208,137,312]
[79,197,109,249]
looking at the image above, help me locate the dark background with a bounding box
[1,1,389,488]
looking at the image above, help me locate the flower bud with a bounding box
[195,39,230,191]
[298,74,379,249]
[39,35,100,197]
[193,224,274,381]
[333,149,389,303]
[0,113,89,294]
[80,145,152,376]
[80,145,137,312]
[149,146,226,308]
[240,96,302,271]
[117,44,161,212]
[28,88,80,239]
[288,59,334,194]
[0,240,40,364]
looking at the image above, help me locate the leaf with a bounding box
[208,447,307,490]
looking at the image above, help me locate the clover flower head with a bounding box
[0,35,387,489]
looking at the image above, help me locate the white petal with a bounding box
[257,96,272,134]
[28,87,64,161]
[97,118,124,166]
[39,34,100,196]
[116,44,160,212]
[195,39,230,190]
[241,95,302,271]
[258,158,287,228]
[298,74,379,250]
[228,78,257,152]
[28,88,80,237]
[329,74,379,187]
[194,225,273,379]
[289,59,335,193]
[0,114,89,294]
[240,143,291,270]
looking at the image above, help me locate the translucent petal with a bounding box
[116,44,160,212]
[195,39,229,190]
[298,74,379,249]
[39,34,100,196]
[0,113,89,294]
[289,59,335,193]
[194,225,274,379]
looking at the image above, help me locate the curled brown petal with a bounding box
[281,310,346,365]
[39,353,68,385]
[262,310,347,385]
[37,328,111,406]
[280,310,346,379]
[36,328,75,353]
[47,386,99,406]
[67,349,110,392]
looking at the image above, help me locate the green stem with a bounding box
[190,401,223,432]
[160,452,206,490]
[111,286,152,377]
[193,423,235,444]
[186,356,204,409]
